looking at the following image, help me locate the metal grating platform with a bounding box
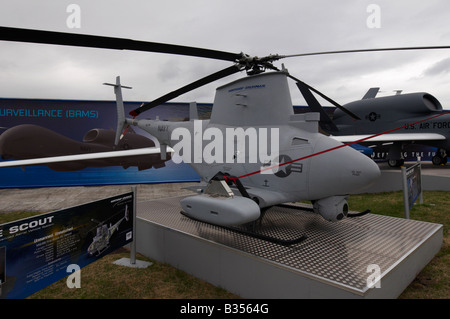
[136,196,442,298]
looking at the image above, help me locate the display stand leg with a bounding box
[112,185,152,269]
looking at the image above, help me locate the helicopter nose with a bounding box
[308,136,380,198]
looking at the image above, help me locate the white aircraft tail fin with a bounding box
[189,102,198,120]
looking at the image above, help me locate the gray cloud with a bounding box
[423,57,450,76]
[1,0,450,107]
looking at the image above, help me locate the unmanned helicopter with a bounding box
[1,26,448,227]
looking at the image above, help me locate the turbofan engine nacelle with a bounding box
[83,129,115,145]
[313,196,349,222]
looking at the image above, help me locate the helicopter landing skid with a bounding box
[276,203,371,219]
[180,210,307,246]
[92,245,110,257]
[228,223,307,246]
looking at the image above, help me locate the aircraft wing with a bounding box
[331,133,446,144]
[0,147,171,168]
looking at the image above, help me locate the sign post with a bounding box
[112,185,152,269]
[130,185,137,265]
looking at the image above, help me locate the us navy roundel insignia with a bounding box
[274,155,303,178]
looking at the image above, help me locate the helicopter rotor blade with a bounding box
[287,74,361,120]
[4,27,450,119]
[0,26,242,62]
[281,45,450,58]
[279,45,450,122]
[295,81,339,133]
[130,64,242,116]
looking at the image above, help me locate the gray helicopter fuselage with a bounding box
[128,72,380,213]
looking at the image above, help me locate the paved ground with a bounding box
[0,182,199,213]
[0,161,448,213]
[378,161,450,177]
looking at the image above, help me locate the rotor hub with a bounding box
[237,53,282,75]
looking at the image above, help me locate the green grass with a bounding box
[0,211,44,225]
[28,248,236,299]
[1,191,448,299]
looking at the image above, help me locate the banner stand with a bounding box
[112,186,153,269]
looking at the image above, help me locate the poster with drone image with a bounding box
[0,98,208,188]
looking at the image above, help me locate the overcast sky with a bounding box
[1,0,450,109]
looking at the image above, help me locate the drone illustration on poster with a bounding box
[87,204,130,257]
[0,124,170,171]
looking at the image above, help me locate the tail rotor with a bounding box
[103,76,132,148]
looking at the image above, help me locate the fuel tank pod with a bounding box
[180,195,261,227]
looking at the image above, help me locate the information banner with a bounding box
[402,163,423,219]
[0,192,134,299]
[0,98,205,188]
[406,163,423,209]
